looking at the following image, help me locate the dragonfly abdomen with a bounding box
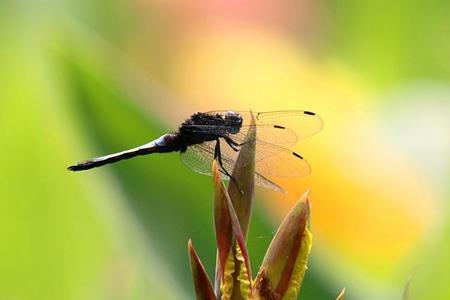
[68,134,180,171]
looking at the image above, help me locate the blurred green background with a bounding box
[1,1,449,299]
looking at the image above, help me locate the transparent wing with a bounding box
[207,110,323,146]
[236,138,311,176]
[180,134,311,172]
[180,139,311,190]
[230,124,298,147]
[180,141,284,192]
[253,142,311,178]
[179,142,217,176]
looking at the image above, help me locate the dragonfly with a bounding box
[68,110,323,192]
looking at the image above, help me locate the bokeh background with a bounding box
[1,1,449,299]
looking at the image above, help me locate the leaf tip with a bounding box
[188,238,193,252]
[336,287,346,300]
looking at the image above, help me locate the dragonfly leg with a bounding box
[236,139,256,147]
[214,139,232,177]
[223,136,240,152]
[214,139,240,188]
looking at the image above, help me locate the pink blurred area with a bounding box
[137,0,321,34]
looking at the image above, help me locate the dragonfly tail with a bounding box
[67,145,160,171]
[68,135,173,171]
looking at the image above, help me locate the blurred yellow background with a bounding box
[1,1,449,299]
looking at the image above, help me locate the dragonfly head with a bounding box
[224,111,243,134]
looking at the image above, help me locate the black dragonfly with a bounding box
[68,110,323,192]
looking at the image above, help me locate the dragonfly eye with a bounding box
[224,112,242,123]
[224,111,242,133]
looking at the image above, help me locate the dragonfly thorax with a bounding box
[180,111,243,135]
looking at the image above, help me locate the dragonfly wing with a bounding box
[253,142,311,178]
[230,124,298,148]
[180,141,285,192]
[254,173,285,193]
[208,110,323,145]
[180,141,217,176]
[180,141,241,178]
[246,110,323,140]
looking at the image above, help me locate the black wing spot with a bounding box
[304,111,315,115]
[292,152,303,159]
[273,125,286,129]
